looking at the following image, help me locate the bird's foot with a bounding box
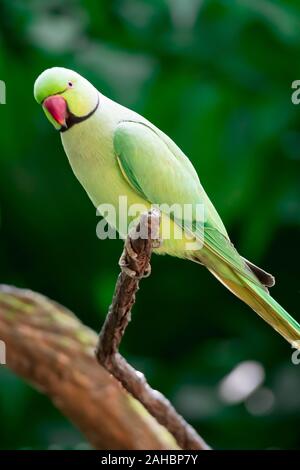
[118,252,137,278]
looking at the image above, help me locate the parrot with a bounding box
[34,67,300,349]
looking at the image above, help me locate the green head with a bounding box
[34,67,99,131]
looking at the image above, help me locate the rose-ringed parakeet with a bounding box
[34,67,300,349]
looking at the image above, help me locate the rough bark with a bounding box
[0,285,178,450]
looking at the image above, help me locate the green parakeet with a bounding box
[34,67,300,349]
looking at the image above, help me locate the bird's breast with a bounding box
[61,113,149,228]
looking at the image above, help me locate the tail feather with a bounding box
[243,258,275,288]
[209,267,300,348]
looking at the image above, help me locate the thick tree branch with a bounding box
[0,285,178,450]
[96,210,210,451]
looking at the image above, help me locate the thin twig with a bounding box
[96,209,210,450]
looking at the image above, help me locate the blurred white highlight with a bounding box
[218,361,265,404]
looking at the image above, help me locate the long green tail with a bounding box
[209,266,300,349]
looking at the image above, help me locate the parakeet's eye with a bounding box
[68,81,73,88]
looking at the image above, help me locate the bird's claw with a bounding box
[118,252,137,278]
[152,238,162,249]
[119,252,151,279]
[124,239,138,259]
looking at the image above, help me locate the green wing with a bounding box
[114,120,259,285]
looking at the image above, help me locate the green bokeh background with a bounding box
[1,0,300,450]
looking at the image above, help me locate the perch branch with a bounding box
[96,209,210,450]
[0,285,178,450]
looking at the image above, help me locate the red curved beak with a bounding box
[43,95,68,127]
